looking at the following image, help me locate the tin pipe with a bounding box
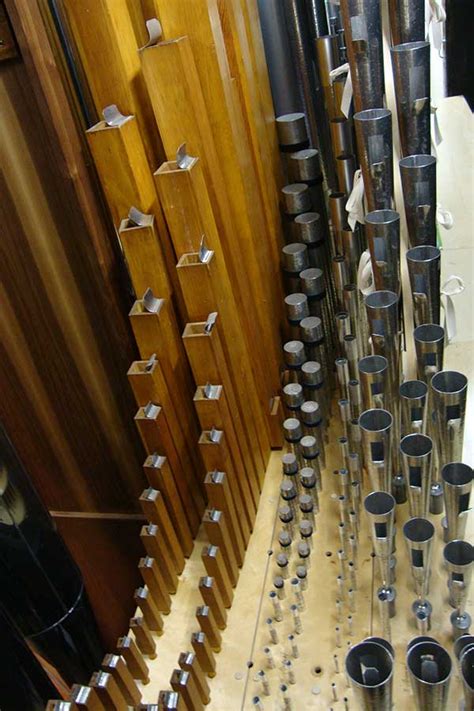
[341,230,362,283]
[414,324,445,384]
[336,153,357,194]
[430,371,468,465]
[406,641,452,711]
[336,356,350,399]
[282,243,309,294]
[365,210,400,294]
[354,109,393,211]
[391,42,430,157]
[388,0,425,46]
[315,35,340,119]
[345,640,393,710]
[444,540,473,615]
[400,380,427,437]
[406,245,441,327]
[344,286,367,359]
[441,463,473,542]
[378,586,396,640]
[359,410,394,493]
[400,434,433,518]
[276,113,308,149]
[289,147,322,184]
[358,355,389,410]
[331,118,354,157]
[293,213,325,268]
[399,155,437,248]
[403,517,434,598]
[329,192,349,254]
[460,647,474,711]
[333,256,349,310]
[282,184,313,216]
[340,0,385,112]
[364,491,396,585]
[307,0,330,38]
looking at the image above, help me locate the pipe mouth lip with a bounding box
[391,40,430,53]
[460,647,474,690]
[283,242,307,255]
[359,408,393,433]
[364,637,395,659]
[414,324,445,343]
[400,433,432,457]
[364,491,396,516]
[400,380,428,399]
[346,641,394,687]
[358,355,388,375]
[407,642,452,683]
[441,462,473,486]
[403,517,435,543]
[365,209,400,225]
[431,370,467,395]
[400,154,436,169]
[354,108,391,122]
[406,245,441,262]
[365,290,399,309]
[444,540,473,567]
[276,112,305,123]
[290,147,319,160]
[407,636,439,651]
[329,191,347,200]
[282,183,309,196]
[331,117,349,125]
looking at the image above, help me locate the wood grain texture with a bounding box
[61,0,163,167]
[140,33,280,420]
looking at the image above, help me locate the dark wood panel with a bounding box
[0,6,146,512]
[53,514,145,648]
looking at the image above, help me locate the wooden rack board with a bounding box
[132,343,473,709]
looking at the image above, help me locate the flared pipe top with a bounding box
[403,517,435,543]
[414,324,445,344]
[400,380,428,400]
[359,408,393,433]
[400,433,432,457]
[399,154,436,170]
[359,355,388,375]
[406,245,441,263]
[444,540,473,568]
[354,108,391,122]
[364,491,396,517]
[442,462,473,487]
[407,641,452,683]
[365,290,399,310]
[431,370,468,395]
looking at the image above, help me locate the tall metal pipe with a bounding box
[430,371,468,465]
[294,213,326,267]
[406,245,441,327]
[340,0,384,112]
[360,410,393,493]
[406,641,452,710]
[354,109,393,211]
[365,210,401,294]
[365,291,400,424]
[305,0,329,38]
[345,640,393,710]
[403,517,434,598]
[400,435,433,518]
[330,118,354,156]
[388,0,425,46]
[400,380,428,436]
[441,463,473,542]
[414,324,445,384]
[391,42,431,157]
[257,3,302,116]
[315,35,340,120]
[358,355,389,410]
[399,155,437,248]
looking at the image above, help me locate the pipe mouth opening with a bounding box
[453,635,474,660]
[354,108,391,122]
[403,517,435,543]
[461,648,474,689]
[391,40,430,53]
[329,191,347,200]
[276,112,305,123]
[359,409,393,432]
[346,642,393,687]
[400,380,428,400]
[365,290,399,309]
[431,370,467,395]
[282,183,309,195]
[400,434,432,457]
[414,324,445,343]
[365,209,400,225]
[407,642,452,682]
[364,637,395,658]
[400,154,436,169]
[444,540,473,567]
[290,147,318,160]
[364,491,395,516]
[295,211,320,224]
[406,245,440,262]
[441,462,473,487]
[359,355,388,375]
